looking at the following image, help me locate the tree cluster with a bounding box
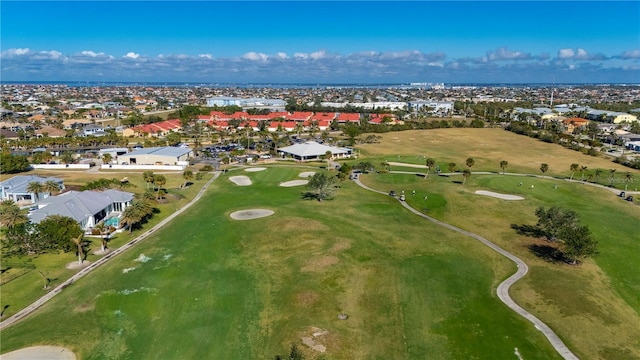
[0,153,31,174]
[534,206,598,264]
[1,201,85,257]
[305,172,339,202]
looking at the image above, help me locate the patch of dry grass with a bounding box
[358,128,640,178]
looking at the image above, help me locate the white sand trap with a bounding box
[280,180,309,187]
[245,167,266,172]
[230,209,274,220]
[299,171,316,178]
[229,176,252,186]
[475,190,524,200]
[1,346,76,360]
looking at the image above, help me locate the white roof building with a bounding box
[29,189,134,230]
[278,141,353,161]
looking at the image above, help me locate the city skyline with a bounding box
[1,1,639,84]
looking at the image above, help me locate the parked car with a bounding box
[260,154,271,159]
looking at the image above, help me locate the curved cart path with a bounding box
[0,172,221,331]
[354,177,579,360]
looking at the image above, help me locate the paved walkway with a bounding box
[0,172,220,331]
[353,177,580,360]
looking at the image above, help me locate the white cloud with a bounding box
[242,52,268,61]
[40,50,62,60]
[1,47,636,84]
[558,48,574,59]
[575,48,589,60]
[486,47,531,61]
[310,50,326,60]
[9,48,30,56]
[620,49,640,59]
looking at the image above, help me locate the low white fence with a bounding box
[101,164,185,171]
[31,164,91,170]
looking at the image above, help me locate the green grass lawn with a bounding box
[0,170,211,320]
[361,171,640,359]
[1,166,562,359]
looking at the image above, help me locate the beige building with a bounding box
[122,146,193,165]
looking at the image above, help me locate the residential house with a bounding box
[563,117,590,133]
[0,175,64,206]
[29,189,134,231]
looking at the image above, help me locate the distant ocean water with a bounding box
[2,81,637,88]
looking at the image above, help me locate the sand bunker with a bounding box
[229,176,252,186]
[230,209,274,220]
[280,180,309,187]
[1,346,76,360]
[299,171,316,178]
[245,167,266,172]
[475,190,524,200]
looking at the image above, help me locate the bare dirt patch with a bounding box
[294,290,320,307]
[245,167,267,172]
[329,240,351,253]
[475,190,524,200]
[280,180,309,187]
[229,209,274,220]
[229,176,252,186]
[299,171,316,178]
[65,261,91,270]
[301,256,339,272]
[1,346,76,360]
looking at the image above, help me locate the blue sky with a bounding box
[1,1,639,83]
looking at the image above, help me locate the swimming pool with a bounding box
[104,217,120,227]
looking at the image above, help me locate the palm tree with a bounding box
[609,169,617,186]
[182,169,194,188]
[154,175,166,200]
[43,180,61,196]
[540,163,549,175]
[94,222,108,252]
[121,204,142,234]
[624,172,632,191]
[462,169,471,185]
[500,160,508,175]
[26,181,45,203]
[425,158,435,178]
[325,150,333,169]
[580,166,588,181]
[220,155,230,172]
[102,153,113,165]
[465,157,475,170]
[448,162,456,174]
[294,122,305,139]
[0,200,28,229]
[71,234,86,266]
[595,169,603,184]
[569,163,579,180]
[142,171,155,190]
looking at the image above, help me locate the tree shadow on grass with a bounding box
[528,244,569,263]
[511,224,546,238]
